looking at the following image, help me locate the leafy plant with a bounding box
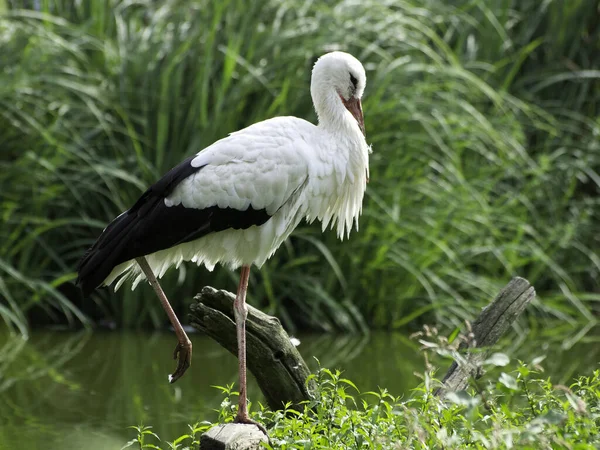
[129,329,600,449]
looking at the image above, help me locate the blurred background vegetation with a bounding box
[0,0,598,336]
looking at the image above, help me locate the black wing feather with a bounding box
[76,157,271,296]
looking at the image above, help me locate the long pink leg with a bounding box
[233,265,252,422]
[136,256,192,383]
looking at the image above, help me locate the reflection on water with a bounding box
[0,330,420,449]
[0,329,598,449]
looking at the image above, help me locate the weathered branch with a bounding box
[436,276,536,395]
[189,286,315,410]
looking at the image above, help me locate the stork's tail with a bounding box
[76,211,135,297]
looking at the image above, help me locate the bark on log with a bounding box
[189,286,315,410]
[436,276,536,395]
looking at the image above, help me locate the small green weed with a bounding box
[123,423,210,450]
[128,331,600,449]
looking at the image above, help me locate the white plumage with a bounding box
[104,52,371,290]
[78,50,371,420]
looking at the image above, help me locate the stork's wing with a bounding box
[169,132,309,215]
[77,118,310,295]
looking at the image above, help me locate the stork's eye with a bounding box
[349,73,358,90]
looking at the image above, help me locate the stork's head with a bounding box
[311,51,367,136]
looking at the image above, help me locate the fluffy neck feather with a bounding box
[311,83,362,139]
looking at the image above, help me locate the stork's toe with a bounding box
[168,340,192,383]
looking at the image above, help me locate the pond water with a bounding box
[0,329,597,449]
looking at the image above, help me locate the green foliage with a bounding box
[260,367,600,449]
[0,0,598,332]
[122,423,209,450]
[130,335,600,449]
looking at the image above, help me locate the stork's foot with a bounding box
[168,339,192,383]
[234,413,269,437]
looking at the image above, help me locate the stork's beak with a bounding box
[342,96,366,137]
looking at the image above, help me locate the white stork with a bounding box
[77,51,370,425]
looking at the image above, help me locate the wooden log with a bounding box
[189,286,315,410]
[436,276,536,395]
[200,423,268,450]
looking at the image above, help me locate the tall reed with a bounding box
[1,0,598,335]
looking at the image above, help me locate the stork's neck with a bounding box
[306,90,370,241]
[313,91,365,142]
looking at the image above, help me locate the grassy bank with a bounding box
[1,0,599,334]
[124,339,600,449]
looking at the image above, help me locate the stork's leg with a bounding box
[136,256,192,383]
[233,265,252,423]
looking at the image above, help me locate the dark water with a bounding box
[0,329,597,449]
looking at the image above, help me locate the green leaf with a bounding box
[534,410,566,425]
[445,390,480,408]
[499,373,519,391]
[120,440,138,450]
[339,378,359,392]
[484,353,510,367]
[531,356,546,366]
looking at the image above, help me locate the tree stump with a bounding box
[189,286,315,410]
[435,276,536,395]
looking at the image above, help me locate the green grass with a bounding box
[124,334,600,449]
[0,0,598,334]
